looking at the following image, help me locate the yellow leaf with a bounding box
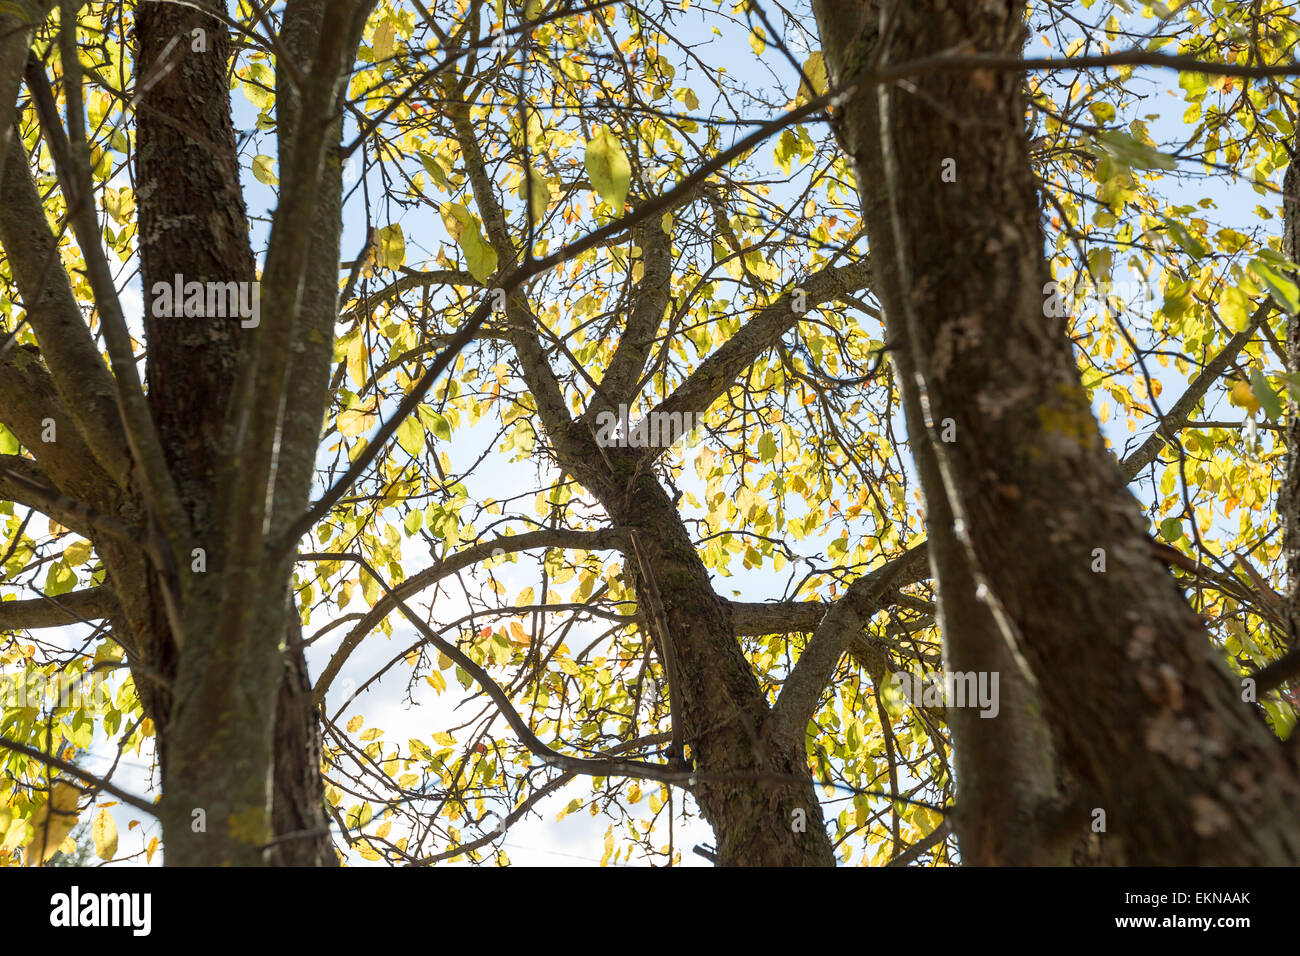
[24,781,80,865]
[92,808,118,861]
[509,620,529,645]
[1230,377,1260,416]
[372,19,395,61]
[63,539,92,566]
[376,223,406,271]
[584,127,631,209]
[347,714,365,733]
[600,826,615,866]
[802,51,827,97]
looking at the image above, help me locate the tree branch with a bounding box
[1121,300,1272,481]
[0,586,118,629]
[312,527,628,703]
[771,542,930,734]
[0,734,156,815]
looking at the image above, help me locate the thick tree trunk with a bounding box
[814,0,1300,863]
[130,0,338,865]
[1282,158,1300,649]
[892,340,1067,865]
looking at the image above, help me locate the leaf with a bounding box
[1250,259,1300,314]
[1178,71,1208,102]
[1251,369,1284,421]
[419,405,453,441]
[372,19,395,62]
[1164,219,1207,259]
[749,25,766,55]
[584,126,631,209]
[1088,101,1116,124]
[347,714,365,733]
[376,223,406,271]
[24,781,80,864]
[252,154,278,186]
[440,203,498,282]
[519,168,550,222]
[396,416,425,458]
[63,539,92,566]
[1221,286,1251,332]
[801,52,827,97]
[92,808,118,860]
[45,561,77,597]
[1229,377,1260,416]
[432,731,456,746]
[1091,131,1176,171]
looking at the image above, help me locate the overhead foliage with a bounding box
[0,0,1298,866]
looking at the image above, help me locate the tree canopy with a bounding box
[1,0,1298,866]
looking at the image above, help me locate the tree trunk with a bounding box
[1281,158,1300,650]
[813,0,1300,864]
[596,455,834,866]
[123,0,346,865]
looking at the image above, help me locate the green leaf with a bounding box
[1251,368,1284,421]
[419,405,453,441]
[1178,71,1208,102]
[1158,516,1183,543]
[396,416,424,458]
[584,126,631,210]
[1250,259,1300,314]
[45,562,76,597]
[758,431,777,462]
[519,167,550,222]
[1091,131,1176,171]
[1088,101,1116,124]
[1164,219,1207,259]
[440,203,497,282]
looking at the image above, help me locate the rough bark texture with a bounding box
[893,336,1067,865]
[1282,157,1300,650]
[814,0,1300,864]
[125,0,335,866]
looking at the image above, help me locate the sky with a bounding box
[4,0,1293,867]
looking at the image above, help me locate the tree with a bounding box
[812,0,1300,863]
[0,0,1297,867]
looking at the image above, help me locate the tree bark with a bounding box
[1281,157,1300,650]
[123,0,356,865]
[813,0,1300,864]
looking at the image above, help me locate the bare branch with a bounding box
[0,586,118,629]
